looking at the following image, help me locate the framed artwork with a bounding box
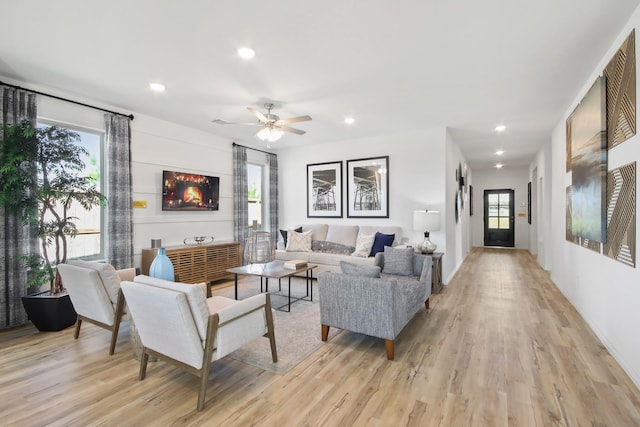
[469,185,474,216]
[569,75,607,243]
[307,161,343,218]
[346,156,389,218]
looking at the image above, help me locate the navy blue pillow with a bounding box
[280,226,302,247]
[369,232,395,256]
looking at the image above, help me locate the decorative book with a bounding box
[283,259,307,269]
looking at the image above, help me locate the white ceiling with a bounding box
[1,1,638,169]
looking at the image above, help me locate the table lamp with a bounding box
[413,210,441,254]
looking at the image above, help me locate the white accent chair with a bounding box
[57,260,136,355]
[120,275,277,411]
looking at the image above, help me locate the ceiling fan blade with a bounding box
[247,107,269,123]
[277,124,306,135]
[275,115,312,125]
[212,119,260,126]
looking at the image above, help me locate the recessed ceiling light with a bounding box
[496,163,504,169]
[496,150,504,156]
[495,125,506,132]
[149,82,165,93]
[237,47,255,59]
[344,117,355,125]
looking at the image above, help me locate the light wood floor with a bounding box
[2,248,640,426]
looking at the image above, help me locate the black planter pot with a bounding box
[21,291,77,332]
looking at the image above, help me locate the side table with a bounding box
[430,252,444,293]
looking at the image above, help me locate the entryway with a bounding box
[484,189,515,247]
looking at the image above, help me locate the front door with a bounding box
[484,189,515,247]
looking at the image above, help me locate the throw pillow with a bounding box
[382,246,414,276]
[340,261,381,278]
[369,232,395,256]
[280,226,302,247]
[286,229,313,252]
[351,233,375,257]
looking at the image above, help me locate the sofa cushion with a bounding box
[382,246,414,276]
[351,233,375,257]
[300,224,329,242]
[359,226,403,246]
[370,232,395,256]
[340,261,381,278]
[280,226,302,247]
[286,229,313,252]
[312,240,355,255]
[326,225,359,247]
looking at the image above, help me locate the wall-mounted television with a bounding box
[162,170,219,211]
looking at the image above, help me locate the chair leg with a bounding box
[264,294,278,363]
[424,297,430,309]
[109,290,126,355]
[385,339,395,360]
[197,363,213,412]
[74,318,82,339]
[321,324,330,341]
[138,351,149,381]
[109,323,120,356]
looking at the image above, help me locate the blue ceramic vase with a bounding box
[149,247,174,281]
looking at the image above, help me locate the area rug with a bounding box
[211,276,340,375]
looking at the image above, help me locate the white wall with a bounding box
[445,130,472,280]
[549,5,640,389]
[530,140,552,270]
[469,166,530,250]
[277,128,459,281]
[130,114,235,266]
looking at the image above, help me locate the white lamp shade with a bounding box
[257,127,284,142]
[413,210,441,232]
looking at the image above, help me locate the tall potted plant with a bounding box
[0,120,106,331]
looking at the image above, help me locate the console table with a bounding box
[430,252,443,293]
[141,241,242,286]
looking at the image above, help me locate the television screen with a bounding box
[162,170,219,211]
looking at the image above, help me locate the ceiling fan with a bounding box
[212,103,312,142]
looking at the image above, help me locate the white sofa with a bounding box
[276,223,404,274]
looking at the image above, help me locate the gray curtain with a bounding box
[0,86,37,328]
[233,144,249,246]
[267,152,279,241]
[105,113,133,270]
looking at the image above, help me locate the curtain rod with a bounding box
[0,80,134,121]
[232,142,274,155]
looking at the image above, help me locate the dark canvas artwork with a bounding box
[570,76,607,243]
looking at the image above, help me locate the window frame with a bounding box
[36,118,106,261]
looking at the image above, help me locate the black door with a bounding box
[484,189,515,247]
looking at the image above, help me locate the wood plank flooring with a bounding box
[1,248,639,426]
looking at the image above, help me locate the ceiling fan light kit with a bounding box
[257,127,284,142]
[213,102,311,143]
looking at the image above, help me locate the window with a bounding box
[247,163,263,229]
[487,192,511,229]
[37,121,105,260]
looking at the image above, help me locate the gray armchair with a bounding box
[318,251,432,360]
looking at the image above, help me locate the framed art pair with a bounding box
[307,156,389,218]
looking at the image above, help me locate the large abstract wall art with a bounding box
[604,162,636,267]
[568,76,608,243]
[605,30,636,149]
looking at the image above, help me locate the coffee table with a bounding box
[226,261,317,312]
